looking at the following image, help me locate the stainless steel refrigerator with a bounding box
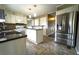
[55,11,78,47]
[75,12,79,54]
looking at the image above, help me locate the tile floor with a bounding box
[25,36,76,55]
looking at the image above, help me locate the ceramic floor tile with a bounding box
[25,36,76,55]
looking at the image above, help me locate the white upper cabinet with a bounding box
[23,16,27,24]
[40,16,48,28]
[16,15,27,24]
[35,18,39,26]
[16,15,22,23]
[5,10,27,24]
[5,13,16,23]
[10,14,16,23]
[31,19,35,26]
[5,13,11,23]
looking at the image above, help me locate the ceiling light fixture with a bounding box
[29,15,31,18]
[28,5,37,18]
[34,13,37,17]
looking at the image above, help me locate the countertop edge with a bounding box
[0,35,27,43]
[27,28,43,30]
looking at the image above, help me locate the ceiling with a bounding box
[4,4,58,17]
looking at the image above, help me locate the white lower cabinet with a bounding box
[0,38,26,55]
[27,29,43,44]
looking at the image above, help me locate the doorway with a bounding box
[47,12,56,39]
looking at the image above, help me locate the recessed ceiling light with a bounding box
[34,5,37,7]
[29,8,31,10]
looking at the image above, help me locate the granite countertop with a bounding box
[0,31,27,43]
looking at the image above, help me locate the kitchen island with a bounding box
[0,31,27,55]
[26,28,43,44]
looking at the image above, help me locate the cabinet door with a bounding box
[40,16,48,35]
[32,20,35,26]
[0,38,26,55]
[5,13,11,23]
[10,14,16,23]
[16,15,27,24]
[16,16,21,23]
[35,18,39,26]
[5,13,16,23]
[23,16,27,24]
[40,16,48,28]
